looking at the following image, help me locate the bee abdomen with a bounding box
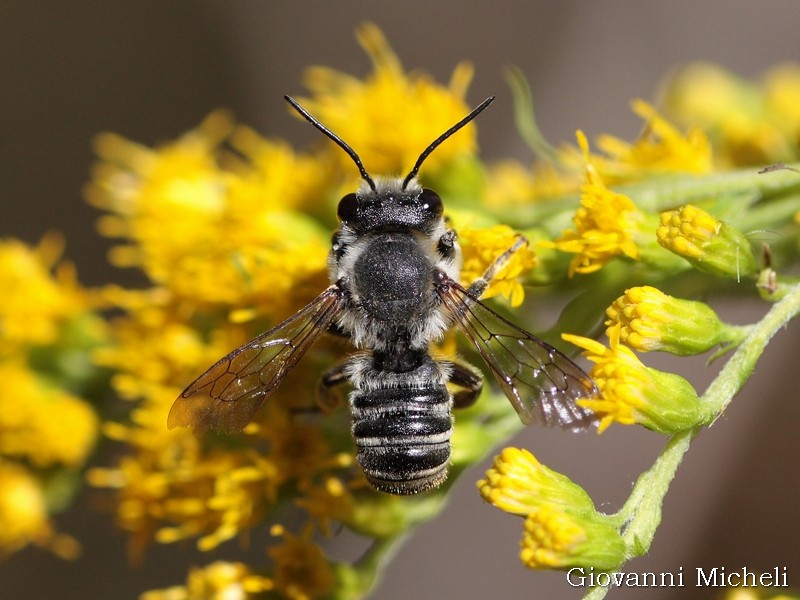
[350,386,453,495]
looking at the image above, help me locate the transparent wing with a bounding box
[168,285,346,434]
[436,275,597,431]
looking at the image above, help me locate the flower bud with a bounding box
[520,505,625,571]
[477,448,595,517]
[563,327,704,434]
[657,205,758,279]
[606,286,747,355]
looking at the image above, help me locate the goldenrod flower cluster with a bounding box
[478,448,624,570]
[297,24,476,179]
[458,224,537,307]
[476,47,800,586]
[5,21,800,600]
[83,23,535,597]
[664,62,800,167]
[0,235,103,558]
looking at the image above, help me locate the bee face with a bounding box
[337,180,444,235]
[168,95,597,495]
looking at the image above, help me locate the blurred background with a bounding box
[2,1,799,598]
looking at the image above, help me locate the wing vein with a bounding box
[168,286,345,433]
[436,274,597,430]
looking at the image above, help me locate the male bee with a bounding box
[168,95,597,494]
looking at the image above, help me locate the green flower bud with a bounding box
[605,286,748,355]
[520,504,625,571]
[563,327,704,434]
[657,204,758,279]
[477,448,595,517]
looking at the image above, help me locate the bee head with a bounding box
[336,179,443,234]
[284,95,494,233]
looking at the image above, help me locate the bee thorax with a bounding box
[351,233,432,322]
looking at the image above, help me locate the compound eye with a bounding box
[420,188,443,216]
[337,193,359,221]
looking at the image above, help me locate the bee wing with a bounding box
[168,285,346,434]
[436,276,597,431]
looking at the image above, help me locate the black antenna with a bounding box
[402,96,495,190]
[284,95,377,192]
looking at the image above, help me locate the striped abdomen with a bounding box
[350,380,453,495]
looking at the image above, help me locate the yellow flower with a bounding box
[269,525,336,600]
[478,449,625,571]
[606,286,748,355]
[0,459,81,560]
[593,99,712,181]
[228,126,332,213]
[663,62,800,165]
[458,225,537,306]
[722,591,800,600]
[295,477,355,535]
[91,376,280,557]
[85,110,343,562]
[483,159,578,206]
[521,504,585,568]
[656,204,719,259]
[91,289,234,400]
[196,453,280,551]
[0,236,102,559]
[477,448,594,517]
[91,340,348,558]
[543,132,644,276]
[297,23,476,177]
[140,561,273,600]
[0,235,88,353]
[0,460,49,556]
[764,63,800,136]
[562,326,702,434]
[87,112,329,315]
[657,204,758,279]
[255,404,348,485]
[0,362,98,467]
[89,395,289,557]
[520,504,624,571]
[85,104,346,564]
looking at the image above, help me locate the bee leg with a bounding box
[466,234,529,299]
[445,360,484,409]
[436,228,459,260]
[317,361,349,412]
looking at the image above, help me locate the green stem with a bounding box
[582,282,800,600]
[496,164,800,231]
[742,191,800,232]
[505,66,560,165]
[620,165,800,212]
[701,282,800,419]
[613,431,695,548]
[581,433,694,600]
[342,535,408,600]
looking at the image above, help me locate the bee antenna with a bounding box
[402,96,495,190]
[284,95,377,192]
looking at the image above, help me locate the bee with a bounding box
[168,95,597,494]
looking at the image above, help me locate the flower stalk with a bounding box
[583,281,800,600]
